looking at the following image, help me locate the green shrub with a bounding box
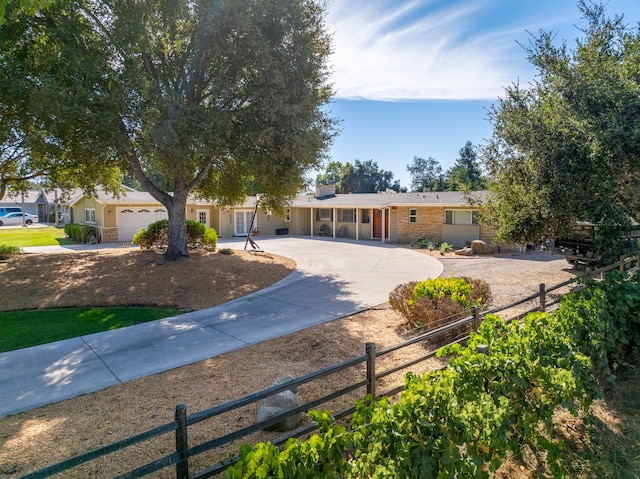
[415,236,427,249]
[132,219,218,250]
[228,273,640,479]
[389,277,492,333]
[0,244,21,259]
[63,223,97,243]
[439,241,452,254]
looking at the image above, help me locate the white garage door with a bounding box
[117,207,168,241]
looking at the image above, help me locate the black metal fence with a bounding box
[17,255,639,479]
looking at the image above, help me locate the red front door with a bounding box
[373,209,389,238]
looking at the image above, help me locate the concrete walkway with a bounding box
[0,236,442,418]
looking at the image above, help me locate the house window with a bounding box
[315,208,332,221]
[445,210,480,225]
[198,211,207,224]
[360,209,370,224]
[337,209,356,223]
[409,209,417,224]
[284,208,291,222]
[85,208,96,223]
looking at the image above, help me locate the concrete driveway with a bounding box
[0,236,442,418]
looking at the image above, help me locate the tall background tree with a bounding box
[406,156,445,192]
[1,0,335,260]
[316,159,403,193]
[482,1,640,259]
[446,141,486,191]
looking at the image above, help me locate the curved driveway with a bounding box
[0,237,442,417]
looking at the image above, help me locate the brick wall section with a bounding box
[396,206,444,244]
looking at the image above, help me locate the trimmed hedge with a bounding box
[64,223,97,243]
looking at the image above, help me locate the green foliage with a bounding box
[64,223,97,243]
[389,276,492,334]
[415,236,427,249]
[446,141,486,191]
[226,411,350,479]
[228,272,640,478]
[439,241,452,254]
[132,220,217,250]
[406,156,446,192]
[0,243,20,259]
[316,159,403,193]
[482,3,640,258]
[2,0,336,260]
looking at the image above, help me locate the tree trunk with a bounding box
[164,197,189,261]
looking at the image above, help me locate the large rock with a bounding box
[454,247,474,256]
[470,240,494,255]
[257,375,301,432]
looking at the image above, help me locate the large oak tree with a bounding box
[1,0,335,259]
[482,1,640,259]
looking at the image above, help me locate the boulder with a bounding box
[257,375,301,432]
[454,247,474,256]
[470,240,494,255]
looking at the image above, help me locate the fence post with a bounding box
[175,404,189,479]
[539,283,546,312]
[620,255,626,272]
[472,306,480,330]
[366,342,376,401]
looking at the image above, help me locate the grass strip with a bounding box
[0,226,77,247]
[0,307,185,352]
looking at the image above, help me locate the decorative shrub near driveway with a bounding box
[133,219,218,250]
[389,276,493,335]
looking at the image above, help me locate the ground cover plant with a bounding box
[227,271,640,478]
[0,307,184,353]
[0,226,75,247]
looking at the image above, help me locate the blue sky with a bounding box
[322,0,640,188]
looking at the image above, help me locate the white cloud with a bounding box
[324,0,572,100]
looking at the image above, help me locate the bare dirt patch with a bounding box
[0,249,583,478]
[0,249,296,312]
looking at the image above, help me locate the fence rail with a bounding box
[17,254,639,479]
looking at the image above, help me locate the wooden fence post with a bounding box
[620,255,626,272]
[539,283,546,312]
[175,404,189,479]
[472,306,480,330]
[366,342,376,401]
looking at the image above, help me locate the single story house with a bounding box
[68,185,494,247]
[0,188,76,223]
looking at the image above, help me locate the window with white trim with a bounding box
[284,208,291,222]
[445,210,480,225]
[315,208,332,221]
[85,208,96,223]
[360,209,370,223]
[409,209,417,223]
[337,209,355,223]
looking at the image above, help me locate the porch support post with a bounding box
[355,209,359,241]
[332,208,336,238]
[381,208,386,243]
[310,209,314,236]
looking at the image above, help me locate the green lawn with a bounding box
[0,307,185,352]
[0,226,77,247]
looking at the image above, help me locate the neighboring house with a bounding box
[0,188,78,223]
[70,185,492,248]
[0,190,40,217]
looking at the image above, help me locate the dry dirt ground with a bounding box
[0,248,584,478]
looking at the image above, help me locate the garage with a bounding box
[117,207,167,241]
